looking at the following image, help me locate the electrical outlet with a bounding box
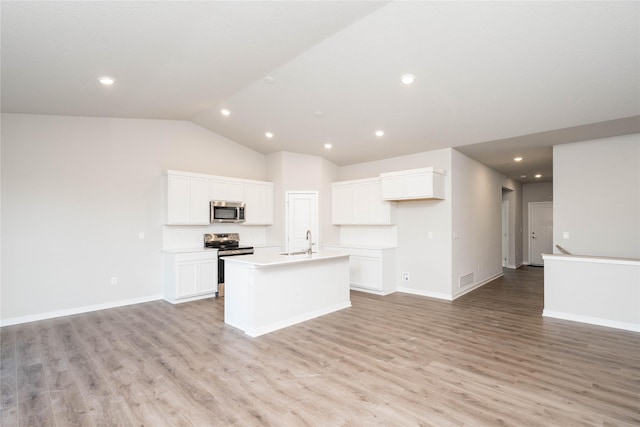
[562,231,570,239]
[428,231,433,239]
[402,272,410,282]
[477,263,481,271]
[139,232,145,240]
[110,277,118,285]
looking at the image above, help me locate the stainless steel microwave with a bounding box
[210,201,245,223]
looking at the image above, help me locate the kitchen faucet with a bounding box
[306,230,313,254]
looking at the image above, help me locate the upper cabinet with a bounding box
[332,178,395,225]
[164,173,211,225]
[380,167,446,200]
[163,170,273,225]
[243,182,273,225]
[210,180,244,202]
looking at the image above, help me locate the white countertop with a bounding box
[323,244,397,250]
[223,250,349,267]
[162,247,218,254]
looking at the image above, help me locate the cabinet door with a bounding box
[368,180,391,224]
[166,175,190,224]
[331,184,354,224]
[349,256,382,291]
[197,260,217,293]
[176,262,198,297]
[352,183,371,224]
[190,177,211,225]
[244,183,273,225]
[405,172,432,199]
[176,259,217,297]
[381,176,404,200]
[211,180,244,202]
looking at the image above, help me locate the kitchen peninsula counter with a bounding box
[223,251,351,337]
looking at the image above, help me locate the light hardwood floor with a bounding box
[1,267,639,426]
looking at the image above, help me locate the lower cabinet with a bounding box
[164,251,218,304]
[324,246,396,295]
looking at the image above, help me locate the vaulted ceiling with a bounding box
[2,1,639,182]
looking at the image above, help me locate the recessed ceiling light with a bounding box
[520,175,527,178]
[535,174,542,178]
[401,74,416,85]
[265,132,274,139]
[375,130,385,137]
[220,109,231,116]
[514,157,523,162]
[324,143,332,149]
[264,76,275,84]
[98,76,115,85]
[314,111,324,117]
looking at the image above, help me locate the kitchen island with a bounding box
[223,251,351,337]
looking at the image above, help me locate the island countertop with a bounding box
[223,250,349,268]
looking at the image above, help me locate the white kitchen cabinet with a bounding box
[324,246,396,295]
[332,183,354,224]
[380,167,446,200]
[163,173,211,225]
[332,178,395,225]
[164,250,218,304]
[211,179,244,202]
[243,183,274,225]
[164,170,274,226]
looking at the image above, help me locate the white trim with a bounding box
[542,253,640,266]
[163,293,216,304]
[243,301,352,337]
[543,309,640,333]
[502,200,509,268]
[0,294,163,327]
[452,272,503,300]
[397,287,453,301]
[350,287,395,296]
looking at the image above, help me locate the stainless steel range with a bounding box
[204,233,254,296]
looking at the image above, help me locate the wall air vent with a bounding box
[459,272,474,288]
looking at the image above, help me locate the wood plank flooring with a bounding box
[1,266,639,426]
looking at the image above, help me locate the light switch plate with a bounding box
[562,231,570,239]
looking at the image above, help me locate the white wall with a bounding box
[340,148,453,298]
[1,113,267,323]
[522,182,553,263]
[554,134,640,258]
[266,151,340,250]
[451,150,505,298]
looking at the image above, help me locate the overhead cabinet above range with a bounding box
[163,170,273,225]
[380,167,446,200]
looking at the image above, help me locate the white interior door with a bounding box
[529,202,553,266]
[286,192,318,253]
[502,201,509,267]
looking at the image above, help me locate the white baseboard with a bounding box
[350,287,395,296]
[452,271,503,300]
[0,294,164,327]
[543,310,640,333]
[396,287,453,301]
[245,301,352,337]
